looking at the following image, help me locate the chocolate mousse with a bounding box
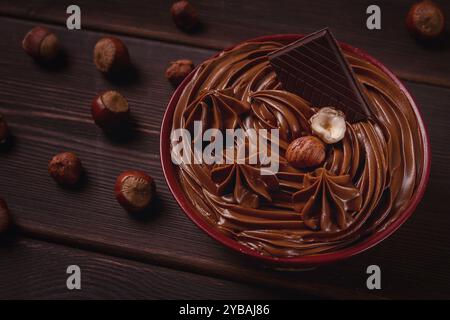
[170,30,425,257]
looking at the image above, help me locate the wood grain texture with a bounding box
[0,238,299,299]
[0,0,449,87]
[0,17,449,300]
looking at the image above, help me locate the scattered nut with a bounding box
[115,170,156,213]
[91,90,130,132]
[406,0,445,39]
[166,60,195,86]
[170,1,200,31]
[285,136,326,169]
[0,114,9,145]
[22,26,60,61]
[48,152,83,186]
[310,107,346,144]
[0,198,11,234]
[93,37,130,74]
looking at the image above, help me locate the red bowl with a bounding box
[160,34,431,268]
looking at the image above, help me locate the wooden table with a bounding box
[0,0,449,300]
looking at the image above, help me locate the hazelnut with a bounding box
[91,90,130,131]
[0,114,10,145]
[406,0,445,39]
[166,60,195,86]
[115,170,156,213]
[93,37,130,74]
[22,26,60,61]
[310,107,346,144]
[0,198,11,234]
[48,152,83,186]
[170,1,200,31]
[285,136,326,169]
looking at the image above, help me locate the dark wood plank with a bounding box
[0,17,449,300]
[0,238,299,299]
[0,0,449,87]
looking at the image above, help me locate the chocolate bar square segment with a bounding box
[268,28,372,123]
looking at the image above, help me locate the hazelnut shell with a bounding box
[93,37,130,74]
[166,60,195,86]
[285,136,326,169]
[48,152,83,186]
[406,0,445,39]
[22,26,59,60]
[170,1,199,31]
[115,170,155,213]
[91,90,130,131]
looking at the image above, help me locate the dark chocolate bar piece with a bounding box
[268,28,372,123]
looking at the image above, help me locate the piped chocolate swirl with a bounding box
[171,39,424,257]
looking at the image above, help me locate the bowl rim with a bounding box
[160,34,431,267]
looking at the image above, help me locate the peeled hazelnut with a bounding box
[0,198,11,234]
[166,60,195,86]
[93,37,130,74]
[406,0,445,39]
[48,152,83,186]
[310,107,346,144]
[170,1,199,31]
[0,114,10,145]
[115,170,156,213]
[91,90,130,131]
[22,26,60,61]
[285,136,326,169]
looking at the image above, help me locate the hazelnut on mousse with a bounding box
[285,136,326,169]
[310,107,346,144]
